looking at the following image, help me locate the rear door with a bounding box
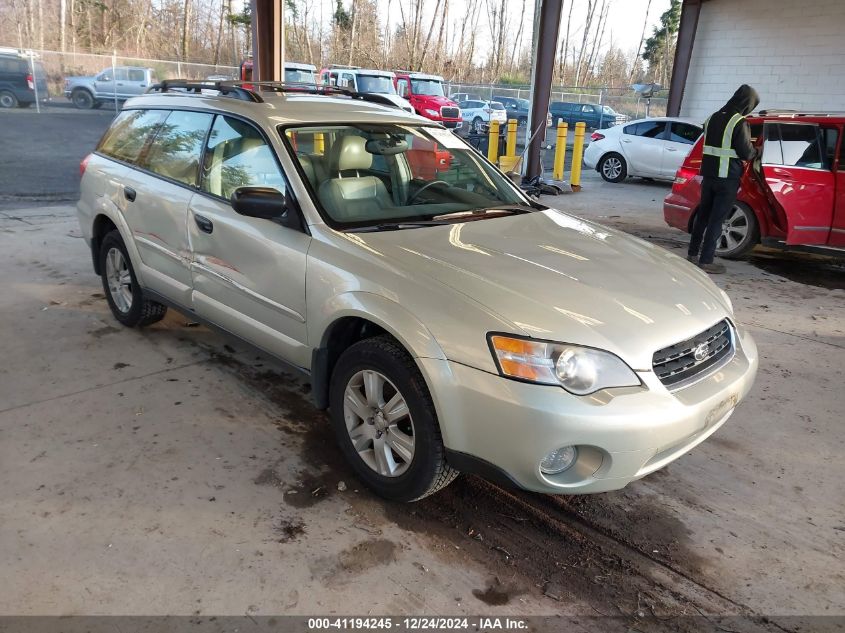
[124,68,150,96]
[120,109,213,305]
[761,122,835,245]
[620,120,668,177]
[662,121,702,178]
[188,114,311,367]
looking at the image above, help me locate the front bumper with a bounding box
[423,325,758,494]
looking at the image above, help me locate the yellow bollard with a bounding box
[570,121,586,191]
[506,118,518,157]
[553,121,568,181]
[314,132,325,155]
[487,120,500,163]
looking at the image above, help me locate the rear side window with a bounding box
[764,123,829,170]
[0,58,24,73]
[127,69,146,82]
[201,116,285,200]
[630,121,667,138]
[98,109,166,164]
[143,110,213,185]
[668,122,701,144]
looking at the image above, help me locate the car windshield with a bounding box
[285,69,315,84]
[602,106,616,115]
[358,75,396,94]
[410,79,444,96]
[283,123,531,230]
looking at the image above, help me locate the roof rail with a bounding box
[148,80,263,102]
[328,64,361,70]
[226,80,405,109]
[757,109,845,117]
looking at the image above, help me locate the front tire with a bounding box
[99,230,167,327]
[0,90,19,108]
[72,89,94,109]
[715,202,759,259]
[599,152,627,183]
[329,335,458,502]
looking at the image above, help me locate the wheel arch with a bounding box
[310,295,447,409]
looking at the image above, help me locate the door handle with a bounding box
[666,147,678,152]
[116,82,124,86]
[123,186,136,202]
[194,214,214,234]
[622,139,632,143]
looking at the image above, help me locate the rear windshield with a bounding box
[285,69,315,84]
[490,102,505,110]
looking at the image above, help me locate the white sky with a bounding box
[294,0,672,61]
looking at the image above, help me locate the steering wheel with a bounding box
[407,180,450,205]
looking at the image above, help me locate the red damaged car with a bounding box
[664,112,845,258]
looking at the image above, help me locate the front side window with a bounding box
[201,116,285,200]
[668,122,702,145]
[98,109,166,164]
[283,124,529,229]
[410,79,445,97]
[357,75,395,94]
[144,110,212,185]
[581,105,595,113]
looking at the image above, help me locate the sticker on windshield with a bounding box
[427,127,464,149]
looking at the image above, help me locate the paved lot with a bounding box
[1,111,843,629]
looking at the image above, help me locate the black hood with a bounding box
[723,84,759,116]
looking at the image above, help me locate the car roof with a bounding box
[122,91,426,127]
[622,116,701,126]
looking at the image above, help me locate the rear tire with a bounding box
[99,230,167,327]
[0,90,18,108]
[471,116,483,134]
[72,89,94,110]
[329,335,458,502]
[599,152,627,183]
[714,202,759,259]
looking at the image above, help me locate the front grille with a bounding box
[440,106,460,119]
[652,320,734,389]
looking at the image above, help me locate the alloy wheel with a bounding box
[105,247,133,313]
[602,156,623,180]
[343,369,415,477]
[716,205,749,253]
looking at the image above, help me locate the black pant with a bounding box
[688,177,739,264]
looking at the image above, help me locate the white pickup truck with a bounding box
[64,66,157,109]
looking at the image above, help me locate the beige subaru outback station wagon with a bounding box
[77,81,758,501]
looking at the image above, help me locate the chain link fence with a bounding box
[445,82,668,123]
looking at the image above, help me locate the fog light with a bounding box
[540,446,578,475]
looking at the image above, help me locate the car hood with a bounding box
[355,209,731,370]
[375,93,416,112]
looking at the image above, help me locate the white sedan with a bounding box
[583,117,702,183]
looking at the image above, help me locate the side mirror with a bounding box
[230,187,301,230]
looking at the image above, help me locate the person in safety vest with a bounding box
[687,84,760,274]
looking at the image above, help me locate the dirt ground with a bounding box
[1,109,843,630]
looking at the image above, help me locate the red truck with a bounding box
[394,71,462,129]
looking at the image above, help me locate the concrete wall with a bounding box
[680,0,845,120]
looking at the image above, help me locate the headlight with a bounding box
[489,334,640,395]
[424,108,439,117]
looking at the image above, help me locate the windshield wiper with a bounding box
[344,220,450,233]
[431,204,538,221]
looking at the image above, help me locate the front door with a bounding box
[94,69,116,100]
[760,122,835,245]
[620,120,667,177]
[188,114,311,368]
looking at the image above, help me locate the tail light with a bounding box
[26,73,34,91]
[590,132,605,141]
[80,154,92,177]
[672,165,697,190]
